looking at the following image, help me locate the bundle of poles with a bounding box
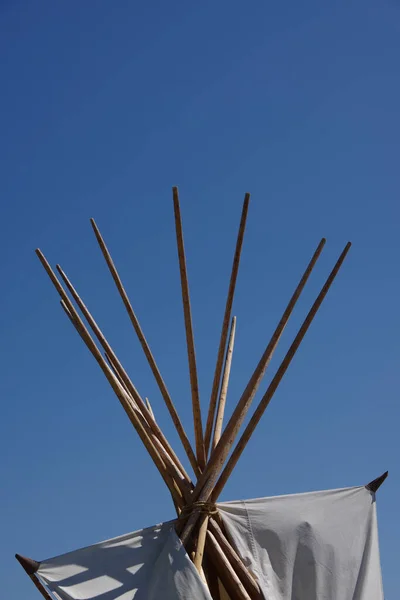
[18,188,354,600]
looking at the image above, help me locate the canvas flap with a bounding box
[37,521,212,600]
[218,485,384,600]
[36,485,384,600]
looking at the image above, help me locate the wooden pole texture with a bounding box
[30,195,355,600]
[193,316,235,578]
[37,249,184,507]
[191,238,326,506]
[90,218,200,476]
[172,186,206,470]
[211,241,352,501]
[205,531,252,600]
[60,299,187,492]
[203,556,222,600]
[165,466,261,597]
[193,513,209,572]
[61,299,185,508]
[179,241,349,547]
[212,316,236,450]
[145,397,155,421]
[60,289,252,600]
[208,519,262,599]
[204,194,250,456]
[56,264,191,484]
[61,301,256,595]
[105,351,133,399]
[15,555,53,600]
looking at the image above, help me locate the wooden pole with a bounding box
[166,472,261,599]
[133,436,257,599]
[37,250,184,507]
[203,556,222,600]
[60,291,258,600]
[191,238,326,505]
[103,350,188,498]
[67,368,252,600]
[211,242,353,501]
[145,397,155,421]
[193,513,209,573]
[60,298,185,507]
[212,316,236,450]
[204,194,250,456]
[100,352,188,501]
[205,531,252,600]
[15,555,53,600]
[366,471,388,493]
[208,518,262,600]
[194,317,235,579]
[90,218,200,476]
[104,351,136,403]
[179,241,349,547]
[56,264,191,484]
[172,186,206,470]
[194,317,240,589]
[57,265,143,402]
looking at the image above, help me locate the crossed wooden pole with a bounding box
[16,188,387,600]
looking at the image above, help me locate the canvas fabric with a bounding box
[37,485,383,600]
[37,521,212,600]
[218,486,383,600]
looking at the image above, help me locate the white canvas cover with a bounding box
[218,485,383,600]
[37,521,212,600]
[37,485,383,600]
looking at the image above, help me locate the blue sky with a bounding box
[1,1,399,597]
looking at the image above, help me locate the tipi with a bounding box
[16,189,387,600]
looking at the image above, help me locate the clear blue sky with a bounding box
[1,1,399,598]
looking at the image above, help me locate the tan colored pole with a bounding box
[208,518,262,599]
[206,531,252,600]
[204,194,250,456]
[172,187,206,469]
[209,519,261,598]
[179,241,349,547]
[212,316,236,450]
[211,242,351,501]
[193,316,236,576]
[191,238,326,506]
[61,300,191,505]
[90,218,200,476]
[145,397,155,421]
[56,264,191,484]
[37,249,183,506]
[62,300,257,599]
[61,298,185,507]
[61,301,188,510]
[104,351,139,408]
[193,513,209,573]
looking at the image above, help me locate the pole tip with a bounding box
[15,553,40,574]
[90,218,102,238]
[366,471,388,493]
